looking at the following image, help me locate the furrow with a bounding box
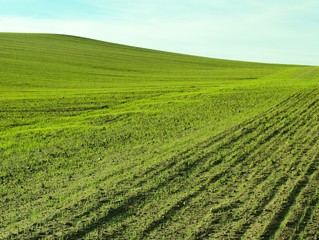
[277,171,319,239]
[259,151,319,239]
[3,89,317,239]
[98,90,319,239]
[300,200,319,239]
[191,96,318,239]
[241,127,319,238]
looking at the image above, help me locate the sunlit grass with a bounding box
[1,33,318,239]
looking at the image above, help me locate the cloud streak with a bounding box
[0,0,318,65]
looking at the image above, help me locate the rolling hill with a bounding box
[0,33,319,239]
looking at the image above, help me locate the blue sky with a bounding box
[0,0,318,65]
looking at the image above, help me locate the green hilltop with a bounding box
[1,33,319,239]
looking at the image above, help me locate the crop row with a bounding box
[2,87,317,239]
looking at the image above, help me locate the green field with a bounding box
[1,33,319,239]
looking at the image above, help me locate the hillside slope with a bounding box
[0,33,318,239]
